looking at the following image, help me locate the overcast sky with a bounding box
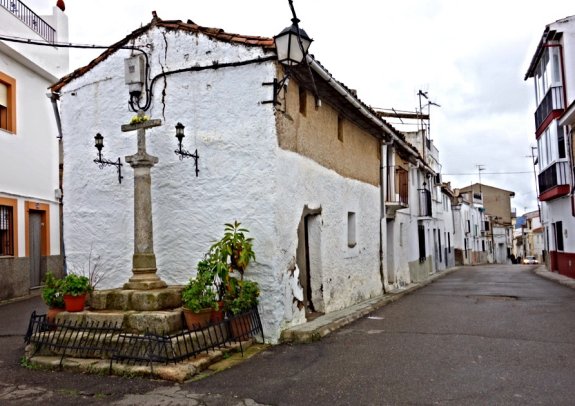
[25,0,575,215]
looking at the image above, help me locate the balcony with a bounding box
[534,86,563,131]
[418,188,432,217]
[538,161,570,201]
[1,0,55,42]
[385,166,409,216]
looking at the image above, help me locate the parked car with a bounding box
[522,256,539,265]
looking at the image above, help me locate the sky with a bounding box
[23,0,575,215]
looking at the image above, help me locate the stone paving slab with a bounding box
[26,339,254,383]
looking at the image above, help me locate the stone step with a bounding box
[89,286,184,311]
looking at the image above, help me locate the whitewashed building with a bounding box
[382,127,454,288]
[0,1,68,301]
[50,14,435,342]
[525,15,575,278]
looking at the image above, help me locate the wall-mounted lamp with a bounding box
[93,133,123,183]
[174,123,199,177]
[263,0,313,105]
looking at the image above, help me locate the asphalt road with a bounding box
[1,265,574,405]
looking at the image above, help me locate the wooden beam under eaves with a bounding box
[375,111,429,120]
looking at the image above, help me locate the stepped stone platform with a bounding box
[54,286,186,334]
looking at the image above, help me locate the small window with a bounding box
[338,115,344,142]
[299,86,307,116]
[0,72,16,133]
[0,205,14,256]
[555,221,564,251]
[347,211,356,248]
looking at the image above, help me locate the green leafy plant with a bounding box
[41,271,65,308]
[61,273,92,297]
[181,270,218,313]
[224,278,260,316]
[203,221,256,300]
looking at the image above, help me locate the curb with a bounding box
[532,265,575,290]
[280,266,462,344]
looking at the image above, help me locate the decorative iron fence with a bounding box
[0,0,55,42]
[24,307,264,372]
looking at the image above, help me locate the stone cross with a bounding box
[120,111,167,290]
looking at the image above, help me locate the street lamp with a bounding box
[93,133,123,183]
[264,0,314,105]
[173,122,199,177]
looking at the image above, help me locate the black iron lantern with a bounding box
[94,133,104,153]
[175,122,185,146]
[93,133,123,183]
[173,122,199,176]
[274,18,312,66]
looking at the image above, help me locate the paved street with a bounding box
[1,265,575,405]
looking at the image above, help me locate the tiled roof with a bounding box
[51,12,274,92]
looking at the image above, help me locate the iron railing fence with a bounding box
[0,0,55,42]
[25,307,264,372]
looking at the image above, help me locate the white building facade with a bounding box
[0,1,68,301]
[525,15,575,279]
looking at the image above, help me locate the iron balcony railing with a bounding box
[0,0,55,42]
[418,188,432,217]
[386,166,409,206]
[538,160,569,196]
[534,86,563,130]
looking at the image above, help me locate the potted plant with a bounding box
[61,273,92,312]
[225,278,260,339]
[41,271,65,323]
[206,221,255,289]
[181,270,218,330]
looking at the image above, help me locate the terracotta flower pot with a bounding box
[183,307,212,330]
[211,301,224,323]
[46,307,65,325]
[63,293,87,312]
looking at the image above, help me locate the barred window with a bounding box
[0,205,14,256]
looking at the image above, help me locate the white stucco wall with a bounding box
[58,25,384,342]
[0,43,61,257]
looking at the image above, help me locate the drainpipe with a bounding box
[48,92,66,274]
[379,141,393,294]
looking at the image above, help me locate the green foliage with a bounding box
[186,221,260,316]
[181,271,218,313]
[225,278,260,316]
[61,273,92,296]
[41,271,65,308]
[208,221,256,280]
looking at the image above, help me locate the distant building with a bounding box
[459,183,515,264]
[525,15,575,278]
[0,1,68,301]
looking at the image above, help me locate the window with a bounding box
[347,211,356,248]
[337,115,344,142]
[558,124,566,159]
[0,204,14,256]
[299,86,307,116]
[0,72,16,133]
